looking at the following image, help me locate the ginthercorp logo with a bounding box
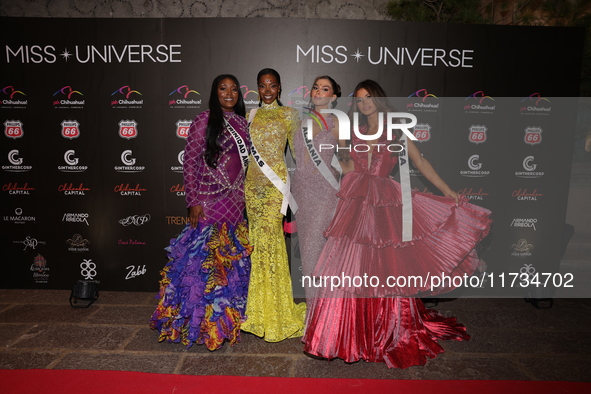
[413,123,431,142]
[3,149,32,172]
[241,85,259,106]
[511,218,537,231]
[524,126,542,146]
[406,89,439,110]
[171,150,184,173]
[59,150,88,172]
[62,213,89,225]
[4,208,35,224]
[52,86,84,107]
[461,155,490,177]
[2,86,27,107]
[170,183,185,196]
[31,254,49,284]
[468,125,487,144]
[512,188,543,201]
[66,233,90,252]
[58,182,90,196]
[115,150,145,173]
[61,120,81,139]
[515,156,544,178]
[168,85,201,107]
[176,120,191,139]
[316,110,417,153]
[4,120,24,139]
[118,120,138,139]
[111,86,143,108]
[13,235,46,250]
[520,93,551,114]
[80,259,97,280]
[114,183,147,196]
[3,182,35,195]
[511,239,534,257]
[119,214,151,226]
[458,187,489,201]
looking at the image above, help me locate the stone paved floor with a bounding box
[0,289,589,381]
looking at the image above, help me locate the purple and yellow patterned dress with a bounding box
[150,110,252,350]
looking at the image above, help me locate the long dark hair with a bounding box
[309,75,341,109]
[204,74,245,168]
[257,68,283,107]
[349,79,401,140]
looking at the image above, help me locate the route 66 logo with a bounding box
[61,120,80,139]
[469,125,487,144]
[524,126,542,146]
[176,120,191,139]
[4,120,24,139]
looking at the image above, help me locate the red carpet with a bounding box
[1,369,589,393]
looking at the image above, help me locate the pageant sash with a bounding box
[398,131,413,242]
[302,118,341,191]
[223,117,249,171]
[248,108,298,215]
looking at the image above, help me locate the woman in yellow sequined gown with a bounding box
[242,68,306,342]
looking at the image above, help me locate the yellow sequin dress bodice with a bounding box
[242,100,306,341]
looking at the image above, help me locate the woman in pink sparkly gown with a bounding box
[150,75,252,351]
[302,80,492,368]
[292,76,342,287]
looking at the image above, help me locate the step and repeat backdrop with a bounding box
[0,17,583,295]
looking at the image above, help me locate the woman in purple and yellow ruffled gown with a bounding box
[150,74,252,350]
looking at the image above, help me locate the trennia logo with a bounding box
[111,85,143,107]
[168,85,201,106]
[53,86,84,107]
[464,91,495,112]
[4,120,24,139]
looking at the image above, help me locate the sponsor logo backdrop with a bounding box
[0,17,582,294]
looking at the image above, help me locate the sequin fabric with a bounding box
[291,114,339,290]
[241,100,307,342]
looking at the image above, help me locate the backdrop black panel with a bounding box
[0,17,583,295]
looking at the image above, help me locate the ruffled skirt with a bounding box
[150,221,252,350]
